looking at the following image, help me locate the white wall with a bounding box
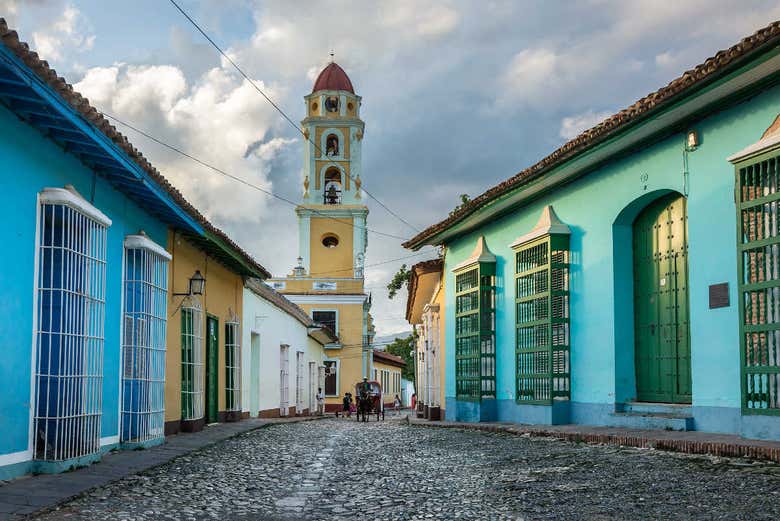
[242,287,325,416]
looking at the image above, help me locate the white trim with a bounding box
[28,195,42,455]
[311,308,339,335]
[452,236,496,273]
[100,435,120,446]
[728,130,780,163]
[124,234,172,260]
[39,186,112,227]
[0,449,32,466]
[117,244,126,446]
[510,205,571,249]
[285,294,368,305]
[323,358,340,397]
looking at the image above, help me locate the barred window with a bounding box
[121,235,170,443]
[33,188,110,461]
[181,298,203,420]
[514,234,570,404]
[225,315,241,412]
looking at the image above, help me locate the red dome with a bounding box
[312,62,355,94]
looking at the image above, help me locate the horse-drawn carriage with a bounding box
[355,380,384,422]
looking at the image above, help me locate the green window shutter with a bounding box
[512,206,571,405]
[454,237,497,401]
[734,150,780,415]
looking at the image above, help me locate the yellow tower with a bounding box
[268,61,373,411]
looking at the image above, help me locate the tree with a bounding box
[386,263,411,300]
[384,334,416,383]
[449,193,471,216]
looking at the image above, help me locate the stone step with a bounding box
[618,401,692,416]
[607,411,694,431]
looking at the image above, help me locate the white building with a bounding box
[242,279,336,417]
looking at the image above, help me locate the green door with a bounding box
[206,316,219,423]
[633,193,691,403]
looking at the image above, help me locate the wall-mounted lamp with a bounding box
[686,129,699,150]
[174,270,206,296]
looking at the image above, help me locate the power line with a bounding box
[168,0,422,234]
[103,112,411,242]
[306,251,433,277]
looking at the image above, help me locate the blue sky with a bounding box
[3,0,778,335]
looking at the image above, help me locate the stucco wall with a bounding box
[164,232,243,423]
[0,103,168,468]
[442,83,780,437]
[241,286,324,416]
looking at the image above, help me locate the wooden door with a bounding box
[633,193,691,403]
[206,316,219,423]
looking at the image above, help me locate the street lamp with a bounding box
[174,270,206,296]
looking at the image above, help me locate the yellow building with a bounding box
[268,61,376,411]
[406,258,445,420]
[164,228,270,434]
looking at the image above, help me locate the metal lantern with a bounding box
[189,270,206,295]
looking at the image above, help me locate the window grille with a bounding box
[295,352,304,412]
[454,263,496,401]
[121,236,170,443]
[324,360,338,396]
[514,234,570,404]
[280,345,290,414]
[181,297,203,420]
[33,190,110,461]
[312,310,337,334]
[225,315,241,413]
[736,154,780,414]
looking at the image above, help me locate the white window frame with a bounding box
[295,351,305,413]
[311,308,338,335]
[181,297,203,421]
[280,344,290,415]
[225,313,241,412]
[120,234,170,444]
[32,188,111,462]
[323,358,340,397]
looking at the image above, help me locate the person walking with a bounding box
[393,394,401,415]
[342,392,352,418]
[316,387,325,416]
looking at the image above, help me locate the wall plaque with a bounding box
[709,282,729,309]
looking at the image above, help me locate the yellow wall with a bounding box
[314,160,351,190]
[434,281,446,408]
[277,278,364,293]
[309,217,354,278]
[373,359,404,403]
[315,126,351,159]
[165,230,244,423]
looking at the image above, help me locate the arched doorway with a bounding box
[632,192,691,403]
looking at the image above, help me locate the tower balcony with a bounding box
[324,188,342,205]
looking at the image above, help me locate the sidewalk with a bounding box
[408,417,780,463]
[0,416,324,520]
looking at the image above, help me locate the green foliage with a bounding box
[449,193,471,216]
[386,263,411,300]
[384,334,416,382]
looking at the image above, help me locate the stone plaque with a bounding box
[709,282,729,309]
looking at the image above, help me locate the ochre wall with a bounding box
[279,278,364,293]
[315,126,351,159]
[309,217,355,277]
[165,230,244,423]
[435,280,446,408]
[314,160,351,190]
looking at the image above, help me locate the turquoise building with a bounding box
[404,22,780,439]
[0,22,267,479]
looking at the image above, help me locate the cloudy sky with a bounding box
[3,0,778,336]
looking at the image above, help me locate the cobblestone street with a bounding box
[34,418,780,520]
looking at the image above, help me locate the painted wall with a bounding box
[442,83,780,438]
[241,286,324,417]
[309,217,355,275]
[0,103,168,476]
[164,232,243,425]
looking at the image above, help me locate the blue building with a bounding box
[0,22,266,479]
[404,22,780,440]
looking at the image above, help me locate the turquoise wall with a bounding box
[0,103,168,464]
[443,83,780,437]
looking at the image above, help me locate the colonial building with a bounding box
[406,259,445,420]
[267,61,376,411]
[241,279,336,418]
[404,22,780,439]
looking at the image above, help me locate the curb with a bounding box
[408,421,780,463]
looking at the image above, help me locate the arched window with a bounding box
[325,134,339,157]
[323,168,342,204]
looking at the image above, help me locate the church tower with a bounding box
[268,61,374,413]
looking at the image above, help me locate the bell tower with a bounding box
[296,61,368,279]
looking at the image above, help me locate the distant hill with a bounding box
[373,330,412,350]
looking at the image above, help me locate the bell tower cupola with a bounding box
[293,60,368,279]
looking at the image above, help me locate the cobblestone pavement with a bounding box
[34,417,780,520]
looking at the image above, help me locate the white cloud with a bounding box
[31,5,94,62]
[559,109,613,140]
[74,62,292,225]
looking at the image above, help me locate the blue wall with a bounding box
[443,83,780,439]
[0,103,168,470]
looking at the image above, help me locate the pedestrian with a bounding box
[393,394,401,415]
[411,393,416,410]
[316,387,325,416]
[342,392,352,418]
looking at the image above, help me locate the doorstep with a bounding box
[0,416,325,520]
[407,418,780,463]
